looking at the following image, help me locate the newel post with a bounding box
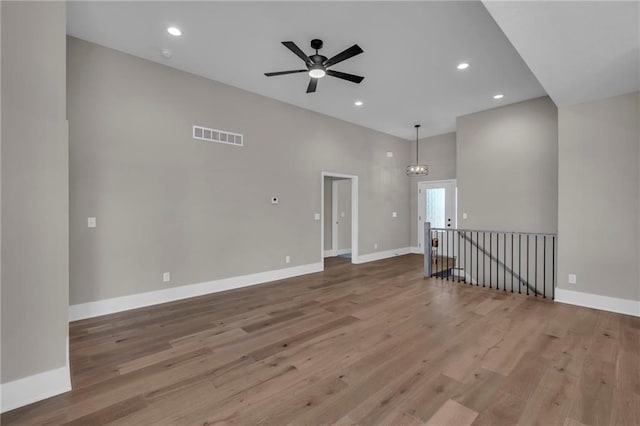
[424,222,432,277]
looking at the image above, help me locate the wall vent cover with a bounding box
[193,125,243,146]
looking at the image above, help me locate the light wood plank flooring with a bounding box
[3,255,639,425]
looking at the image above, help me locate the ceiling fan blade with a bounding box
[264,70,308,77]
[282,41,312,65]
[306,78,318,93]
[326,70,364,84]
[323,44,363,68]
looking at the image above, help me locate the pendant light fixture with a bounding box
[406,124,429,176]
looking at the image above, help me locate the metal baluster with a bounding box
[476,231,479,286]
[503,233,506,291]
[457,231,460,283]
[497,233,501,291]
[465,231,469,285]
[496,233,499,290]
[543,235,547,298]
[470,231,474,286]
[425,223,432,278]
[439,230,442,280]
[551,235,556,300]
[489,233,492,288]
[483,232,486,287]
[535,235,538,297]
[511,233,514,292]
[445,229,449,281]
[518,234,522,294]
[438,231,444,279]
[431,230,435,279]
[552,236,556,300]
[526,235,530,295]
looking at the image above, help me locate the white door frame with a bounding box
[417,179,457,251]
[321,172,359,266]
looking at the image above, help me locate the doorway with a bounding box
[417,180,457,253]
[321,172,358,267]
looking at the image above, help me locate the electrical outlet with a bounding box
[163,272,171,282]
[463,213,468,220]
[392,212,397,218]
[374,243,378,249]
[87,217,97,228]
[386,151,393,158]
[285,256,291,264]
[568,274,576,284]
[314,213,320,220]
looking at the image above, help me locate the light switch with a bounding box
[87,217,96,228]
[314,213,320,220]
[463,213,468,220]
[341,211,345,218]
[386,151,393,158]
[392,212,397,218]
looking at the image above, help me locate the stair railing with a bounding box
[424,222,557,299]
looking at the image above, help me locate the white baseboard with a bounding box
[555,288,640,317]
[69,262,323,321]
[0,364,71,413]
[410,246,423,254]
[323,250,333,258]
[353,247,411,264]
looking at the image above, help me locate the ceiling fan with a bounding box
[264,39,364,93]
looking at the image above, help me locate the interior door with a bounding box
[417,180,456,255]
[333,179,352,255]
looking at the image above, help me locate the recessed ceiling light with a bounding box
[354,100,363,106]
[457,62,469,70]
[493,94,504,99]
[167,27,182,37]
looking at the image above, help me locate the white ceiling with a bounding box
[67,1,547,139]
[483,0,640,106]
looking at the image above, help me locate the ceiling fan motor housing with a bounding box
[310,39,323,50]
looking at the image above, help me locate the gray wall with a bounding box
[456,96,558,233]
[1,1,68,383]
[68,37,411,305]
[558,92,640,301]
[409,132,457,247]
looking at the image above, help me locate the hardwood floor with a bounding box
[3,254,639,425]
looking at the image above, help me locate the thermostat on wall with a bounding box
[271,197,279,204]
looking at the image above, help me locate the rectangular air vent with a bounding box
[193,125,243,146]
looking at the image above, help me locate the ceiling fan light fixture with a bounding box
[308,65,326,79]
[406,124,429,177]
